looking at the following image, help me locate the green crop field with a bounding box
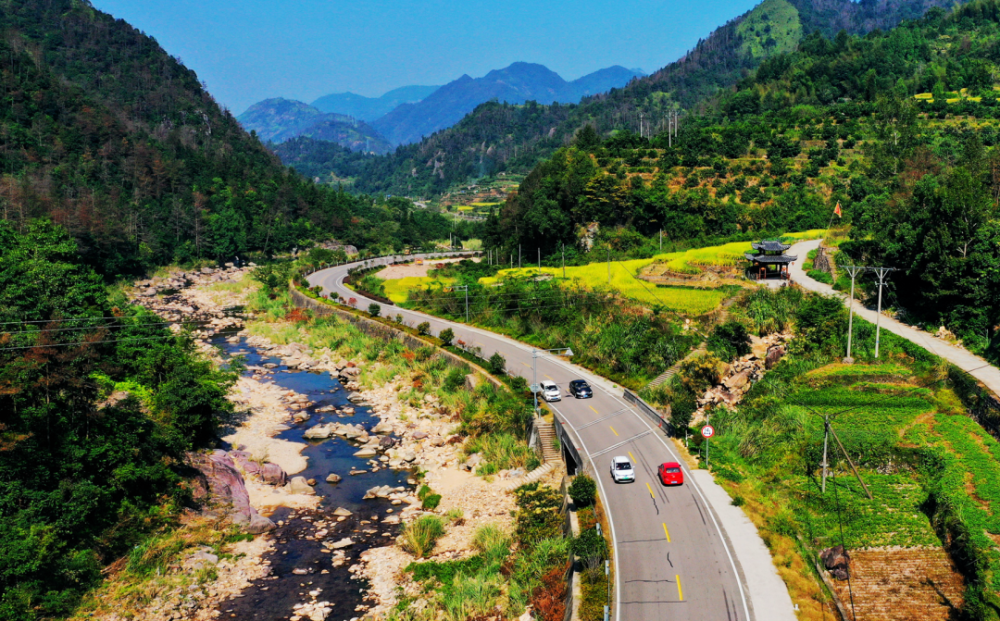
[482,260,728,314]
[382,276,456,303]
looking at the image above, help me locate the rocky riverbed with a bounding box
[126,265,537,621]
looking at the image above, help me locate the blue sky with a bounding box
[92,0,760,115]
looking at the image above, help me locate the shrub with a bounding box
[443,368,466,392]
[570,528,608,565]
[508,375,529,392]
[793,294,848,355]
[415,346,435,362]
[707,321,752,361]
[417,484,432,500]
[439,328,455,346]
[489,352,507,375]
[368,303,381,317]
[422,493,442,510]
[417,321,431,335]
[514,484,564,545]
[569,474,597,508]
[401,515,446,558]
[395,313,403,323]
[677,354,725,397]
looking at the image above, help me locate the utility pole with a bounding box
[843,266,866,363]
[871,267,896,359]
[562,243,566,280]
[454,285,469,323]
[538,248,541,270]
[821,415,830,493]
[659,229,662,252]
[519,244,522,269]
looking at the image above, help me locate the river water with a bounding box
[213,336,411,621]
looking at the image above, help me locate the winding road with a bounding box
[309,255,796,621]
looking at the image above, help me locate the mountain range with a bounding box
[237,98,393,153]
[288,0,973,197]
[239,63,644,152]
[371,63,645,145]
[311,85,440,120]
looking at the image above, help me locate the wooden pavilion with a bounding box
[744,240,797,281]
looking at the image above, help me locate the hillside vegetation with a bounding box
[0,0,451,276]
[281,0,967,197]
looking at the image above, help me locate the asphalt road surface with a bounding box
[308,254,752,621]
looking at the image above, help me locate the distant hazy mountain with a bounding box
[311,85,440,121]
[372,62,645,146]
[237,98,392,153]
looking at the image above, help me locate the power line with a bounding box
[0,332,206,353]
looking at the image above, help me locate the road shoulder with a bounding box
[690,470,797,621]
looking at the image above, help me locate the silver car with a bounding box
[539,380,561,402]
[611,456,635,483]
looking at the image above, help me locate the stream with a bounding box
[213,335,412,621]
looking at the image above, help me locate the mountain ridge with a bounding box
[237,98,393,153]
[289,0,973,197]
[371,62,645,145]
[311,84,439,120]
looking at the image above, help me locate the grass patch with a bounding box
[401,516,446,558]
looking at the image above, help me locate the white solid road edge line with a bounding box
[543,352,754,621]
[547,399,623,621]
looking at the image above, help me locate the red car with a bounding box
[658,462,684,486]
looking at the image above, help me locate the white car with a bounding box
[539,380,561,402]
[610,456,635,483]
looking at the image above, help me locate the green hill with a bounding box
[0,0,443,276]
[282,0,967,197]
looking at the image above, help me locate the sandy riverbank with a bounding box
[128,264,549,620]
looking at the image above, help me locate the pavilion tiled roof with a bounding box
[751,240,792,252]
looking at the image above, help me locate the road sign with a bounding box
[701,425,715,439]
[529,383,541,393]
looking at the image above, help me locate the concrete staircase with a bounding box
[502,462,555,492]
[536,419,561,463]
[647,342,706,389]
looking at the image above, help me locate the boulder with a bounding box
[400,451,417,463]
[379,436,397,449]
[412,431,429,440]
[201,267,214,274]
[326,473,342,484]
[289,476,316,495]
[354,447,378,459]
[331,537,354,549]
[347,392,365,403]
[185,450,275,533]
[260,462,288,486]
[765,345,786,370]
[820,545,851,581]
[303,423,337,440]
[333,507,352,517]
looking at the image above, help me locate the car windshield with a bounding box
[665,467,680,474]
[616,462,632,470]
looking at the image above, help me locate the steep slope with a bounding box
[237,97,331,142]
[312,0,969,196]
[0,0,440,275]
[236,98,392,153]
[311,84,440,120]
[371,62,644,146]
